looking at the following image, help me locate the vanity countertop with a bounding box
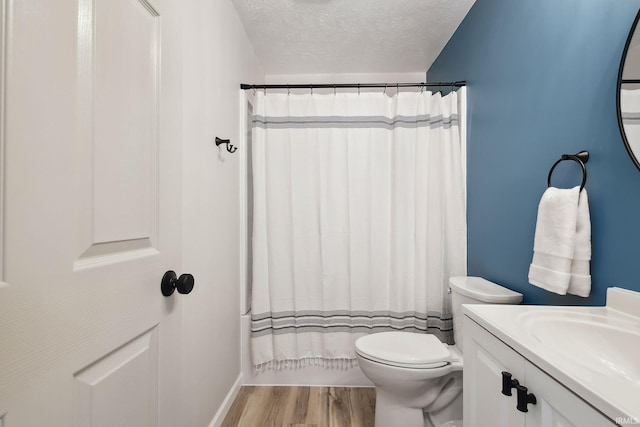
[463,287,640,422]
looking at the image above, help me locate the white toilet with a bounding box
[355,276,523,427]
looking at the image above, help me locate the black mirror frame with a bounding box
[617,8,640,172]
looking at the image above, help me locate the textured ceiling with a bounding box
[231,0,476,75]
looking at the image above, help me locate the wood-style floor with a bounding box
[221,386,376,427]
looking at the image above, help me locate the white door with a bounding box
[0,0,184,426]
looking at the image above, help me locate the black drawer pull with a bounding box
[501,371,519,396]
[516,384,537,412]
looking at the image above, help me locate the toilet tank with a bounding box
[449,276,523,351]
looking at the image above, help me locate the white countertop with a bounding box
[463,287,640,422]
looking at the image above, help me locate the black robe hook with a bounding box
[215,137,237,154]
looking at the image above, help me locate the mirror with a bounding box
[618,9,640,171]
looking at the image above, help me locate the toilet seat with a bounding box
[355,332,452,369]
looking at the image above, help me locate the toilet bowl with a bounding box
[355,277,523,427]
[356,332,463,427]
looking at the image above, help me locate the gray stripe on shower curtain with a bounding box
[252,114,459,129]
[622,112,640,124]
[251,311,454,344]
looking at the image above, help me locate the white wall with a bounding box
[182,0,263,425]
[265,72,427,94]
[265,72,426,84]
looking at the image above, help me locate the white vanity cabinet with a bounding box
[463,315,615,427]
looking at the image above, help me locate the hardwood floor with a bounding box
[221,386,376,427]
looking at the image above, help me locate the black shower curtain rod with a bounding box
[240,81,466,90]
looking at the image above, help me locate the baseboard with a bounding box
[208,373,243,427]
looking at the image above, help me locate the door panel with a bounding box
[91,0,158,245]
[74,327,159,427]
[77,0,160,265]
[463,317,525,427]
[0,0,182,425]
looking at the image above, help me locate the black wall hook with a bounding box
[215,137,237,154]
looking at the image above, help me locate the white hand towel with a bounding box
[528,186,580,295]
[567,190,591,297]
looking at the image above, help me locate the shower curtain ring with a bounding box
[263,87,266,95]
[287,85,290,96]
[383,84,387,95]
[310,84,313,95]
[420,83,425,93]
[357,84,360,95]
[396,83,399,94]
[334,84,336,96]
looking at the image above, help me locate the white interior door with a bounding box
[0,0,184,426]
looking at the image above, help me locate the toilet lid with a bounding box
[355,332,452,369]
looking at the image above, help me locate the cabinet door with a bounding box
[525,363,616,426]
[464,316,526,427]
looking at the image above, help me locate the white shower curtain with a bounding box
[251,89,466,370]
[621,89,640,155]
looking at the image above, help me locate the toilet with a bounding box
[355,276,523,427]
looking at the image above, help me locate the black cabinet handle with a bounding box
[501,371,519,396]
[161,270,195,296]
[516,384,537,412]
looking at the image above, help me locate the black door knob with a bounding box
[161,270,195,297]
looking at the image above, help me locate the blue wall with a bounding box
[428,0,640,305]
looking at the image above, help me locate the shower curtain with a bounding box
[621,89,640,154]
[250,89,466,370]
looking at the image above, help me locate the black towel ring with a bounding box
[547,151,589,192]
